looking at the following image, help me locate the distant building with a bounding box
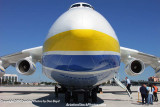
[28,83,34,85]
[148,76,160,82]
[0,74,18,84]
[33,82,39,86]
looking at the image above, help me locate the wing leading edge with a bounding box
[1,46,160,77]
[0,46,42,68]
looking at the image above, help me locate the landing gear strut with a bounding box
[55,85,58,98]
[55,85,100,103]
[91,88,98,103]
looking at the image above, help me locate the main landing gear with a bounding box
[55,85,102,103]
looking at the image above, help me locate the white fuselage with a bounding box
[42,7,120,88]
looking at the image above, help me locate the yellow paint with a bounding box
[0,68,4,72]
[44,29,120,52]
[137,92,142,103]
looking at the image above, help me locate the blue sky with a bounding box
[0,0,160,82]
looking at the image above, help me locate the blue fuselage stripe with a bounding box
[0,69,4,72]
[42,55,120,72]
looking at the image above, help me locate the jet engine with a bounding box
[16,58,36,75]
[125,59,145,76]
[0,65,5,77]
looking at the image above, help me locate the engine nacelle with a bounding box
[125,59,145,76]
[16,58,36,75]
[0,65,5,77]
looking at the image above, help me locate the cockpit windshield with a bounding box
[82,4,93,9]
[70,3,94,9]
[71,4,81,8]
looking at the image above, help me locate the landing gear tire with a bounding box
[84,91,89,103]
[65,91,71,103]
[91,89,97,103]
[73,92,78,103]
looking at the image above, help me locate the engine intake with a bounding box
[18,60,30,73]
[125,59,145,76]
[16,58,36,75]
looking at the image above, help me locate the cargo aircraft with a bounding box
[0,2,160,103]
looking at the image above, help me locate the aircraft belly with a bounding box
[42,54,120,88]
[43,66,119,88]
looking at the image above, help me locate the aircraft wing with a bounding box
[0,46,43,69]
[1,46,160,77]
[120,46,160,77]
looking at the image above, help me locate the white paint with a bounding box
[43,51,120,56]
[46,7,118,40]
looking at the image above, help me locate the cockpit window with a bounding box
[71,4,81,8]
[69,3,94,10]
[82,4,93,9]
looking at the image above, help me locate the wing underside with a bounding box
[120,47,160,77]
[0,46,42,68]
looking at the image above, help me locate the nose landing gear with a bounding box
[55,85,101,103]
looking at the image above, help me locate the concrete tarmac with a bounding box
[0,86,159,107]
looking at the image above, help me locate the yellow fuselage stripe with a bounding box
[44,29,120,52]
